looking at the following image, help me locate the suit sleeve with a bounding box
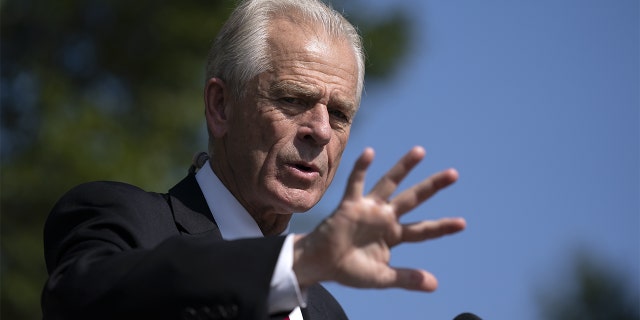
[42,181,284,320]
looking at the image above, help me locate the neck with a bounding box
[253,212,293,236]
[209,156,292,236]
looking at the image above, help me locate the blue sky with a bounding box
[291,1,639,319]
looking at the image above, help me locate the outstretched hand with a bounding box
[293,146,466,291]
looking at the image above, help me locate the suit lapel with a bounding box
[168,173,222,237]
[303,284,349,320]
[169,174,347,319]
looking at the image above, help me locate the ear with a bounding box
[204,77,231,138]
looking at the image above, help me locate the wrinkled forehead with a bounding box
[267,14,356,57]
[265,17,359,94]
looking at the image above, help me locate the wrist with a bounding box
[292,233,326,289]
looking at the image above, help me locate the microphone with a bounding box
[189,151,210,174]
[453,312,482,320]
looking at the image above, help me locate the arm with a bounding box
[42,182,282,320]
[293,146,466,290]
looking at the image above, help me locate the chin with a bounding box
[283,196,319,213]
[274,188,322,213]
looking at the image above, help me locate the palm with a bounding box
[295,146,466,292]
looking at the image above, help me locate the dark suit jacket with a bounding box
[42,173,347,320]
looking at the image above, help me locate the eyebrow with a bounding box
[269,80,356,112]
[269,81,322,100]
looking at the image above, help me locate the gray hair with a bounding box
[205,0,365,105]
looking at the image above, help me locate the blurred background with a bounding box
[1,0,638,319]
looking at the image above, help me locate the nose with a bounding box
[297,104,332,146]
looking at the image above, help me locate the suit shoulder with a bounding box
[44,181,178,269]
[47,180,173,237]
[52,180,172,214]
[60,181,160,202]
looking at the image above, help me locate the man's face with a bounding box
[217,18,359,215]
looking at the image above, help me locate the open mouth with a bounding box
[294,164,314,173]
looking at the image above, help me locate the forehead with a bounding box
[263,16,359,107]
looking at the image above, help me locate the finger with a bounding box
[343,148,375,200]
[390,168,458,217]
[369,146,426,201]
[379,267,439,292]
[396,218,466,245]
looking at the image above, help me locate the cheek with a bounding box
[326,133,349,175]
[256,110,294,148]
[254,123,297,180]
[333,130,350,158]
[230,110,282,153]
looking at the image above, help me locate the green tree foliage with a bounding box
[537,250,640,320]
[0,0,410,318]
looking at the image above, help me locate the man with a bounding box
[42,0,467,319]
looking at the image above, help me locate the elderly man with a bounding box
[42,0,466,319]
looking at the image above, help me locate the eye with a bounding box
[329,109,350,123]
[281,97,306,106]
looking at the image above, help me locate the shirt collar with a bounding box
[195,160,289,240]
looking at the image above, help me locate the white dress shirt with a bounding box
[195,161,305,319]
